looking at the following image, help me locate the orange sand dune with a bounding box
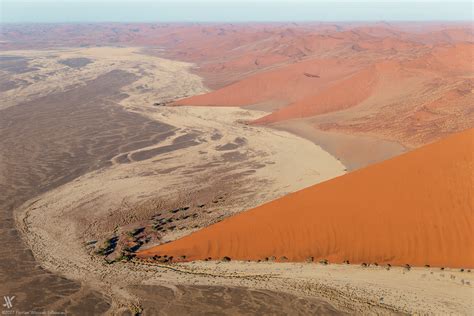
[172,31,472,147]
[253,58,421,124]
[253,65,378,123]
[139,129,474,268]
[407,43,474,74]
[251,44,473,146]
[175,58,362,108]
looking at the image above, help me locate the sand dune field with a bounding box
[1,22,473,315]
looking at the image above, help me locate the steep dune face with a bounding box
[252,58,429,125]
[139,129,474,268]
[253,66,378,123]
[251,44,473,147]
[174,58,361,108]
[311,44,474,148]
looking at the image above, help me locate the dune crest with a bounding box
[139,128,474,268]
[173,58,361,109]
[253,65,377,124]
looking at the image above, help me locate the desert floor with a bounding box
[2,47,344,314]
[2,47,472,315]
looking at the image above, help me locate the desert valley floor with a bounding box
[0,22,473,315]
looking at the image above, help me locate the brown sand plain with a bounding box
[4,47,346,314]
[0,67,147,314]
[16,104,347,314]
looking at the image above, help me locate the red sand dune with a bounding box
[177,42,472,113]
[309,44,474,147]
[138,128,474,268]
[250,58,424,124]
[172,30,472,147]
[174,58,362,108]
[3,23,471,147]
[253,65,378,123]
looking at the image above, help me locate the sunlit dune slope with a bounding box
[254,43,474,125]
[138,129,474,268]
[173,40,472,147]
[174,58,361,108]
[253,65,378,123]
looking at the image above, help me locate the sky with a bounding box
[1,0,472,23]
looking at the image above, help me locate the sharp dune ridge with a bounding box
[173,58,363,109]
[138,128,474,268]
[252,65,377,124]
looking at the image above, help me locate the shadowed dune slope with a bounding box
[139,128,474,268]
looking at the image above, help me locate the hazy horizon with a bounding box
[1,0,472,23]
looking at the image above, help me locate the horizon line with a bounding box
[1,20,472,24]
